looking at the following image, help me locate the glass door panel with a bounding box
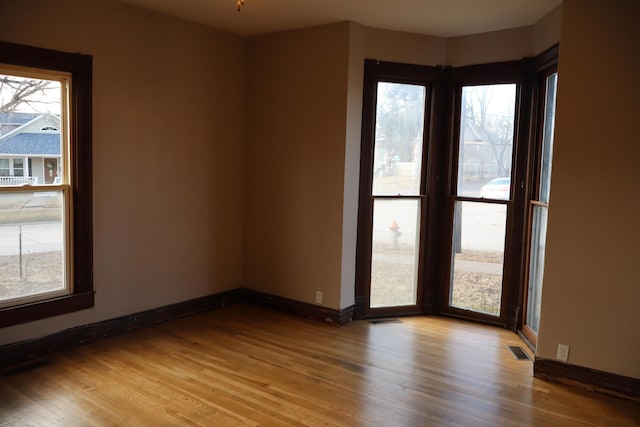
[449,83,516,319]
[450,201,506,315]
[524,71,558,341]
[372,82,426,196]
[526,205,548,333]
[370,199,421,308]
[458,84,516,199]
[365,78,428,313]
[539,73,557,204]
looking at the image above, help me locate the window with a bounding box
[0,158,8,176]
[357,52,558,330]
[355,60,435,317]
[0,41,93,327]
[449,82,517,318]
[522,52,559,345]
[12,158,24,177]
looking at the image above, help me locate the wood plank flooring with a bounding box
[1,304,638,426]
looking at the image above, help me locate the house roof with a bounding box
[462,120,511,145]
[0,132,61,156]
[0,114,61,156]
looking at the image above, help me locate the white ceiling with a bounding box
[115,0,562,38]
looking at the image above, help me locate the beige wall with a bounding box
[357,25,446,67]
[339,24,447,308]
[537,0,640,379]
[243,18,559,311]
[243,23,351,308]
[532,5,562,55]
[18,0,638,387]
[446,26,533,66]
[243,23,449,310]
[0,0,247,344]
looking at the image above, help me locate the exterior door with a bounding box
[44,158,58,184]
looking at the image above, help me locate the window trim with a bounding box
[0,41,94,327]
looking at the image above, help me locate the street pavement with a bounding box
[0,221,62,256]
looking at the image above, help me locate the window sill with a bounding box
[0,292,95,328]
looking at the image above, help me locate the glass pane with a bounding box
[0,191,65,303]
[526,206,548,333]
[372,82,426,196]
[458,84,516,199]
[0,73,62,186]
[370,199,420,308]
[13,158,24,177]
[539,73,558,203]
[0,158,8,176]
[450,201,506,316]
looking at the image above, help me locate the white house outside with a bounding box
[0,113,61,186]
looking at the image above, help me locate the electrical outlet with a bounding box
[556,344,570,362]
[315,291,323,304]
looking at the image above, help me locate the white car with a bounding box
[480,177,510,200]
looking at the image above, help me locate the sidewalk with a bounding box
[373,251,502,275]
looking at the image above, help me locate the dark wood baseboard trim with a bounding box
[0,289,243,369]
[241,289,353,326]
[0,288,355,369]
[534,357,640,401]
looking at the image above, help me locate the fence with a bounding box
[0,176,39,186]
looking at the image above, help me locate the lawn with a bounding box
[0,192,65,302]
[0,251,64,301]
[371,243,502,315]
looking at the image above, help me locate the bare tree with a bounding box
[461,85,515,179]
[0,75,56,113]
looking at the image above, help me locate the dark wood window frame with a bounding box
[356,46,559,331]
[519,44,559,344]
[0,41,94,327]
[441,59,534,329]
[354,60,439,318]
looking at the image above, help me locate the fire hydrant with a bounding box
[389,220,401,249]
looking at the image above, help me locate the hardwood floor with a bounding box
[1,304,638,426]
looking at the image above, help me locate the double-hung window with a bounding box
[0,41,93,327]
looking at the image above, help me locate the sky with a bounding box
[0,73,62,115]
